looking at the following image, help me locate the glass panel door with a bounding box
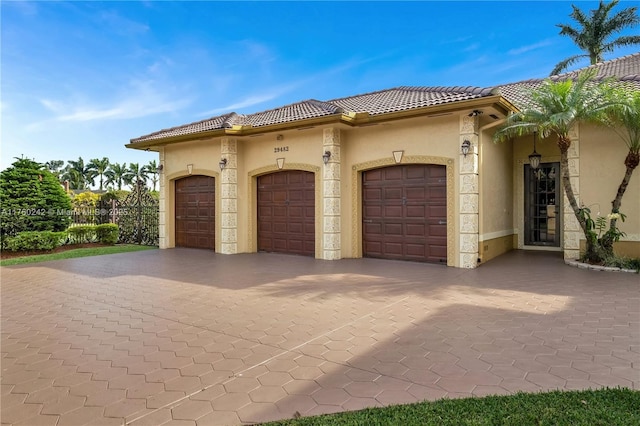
[524,162,560,246]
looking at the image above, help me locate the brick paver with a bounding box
[1,249,638,425]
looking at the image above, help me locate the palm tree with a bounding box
[127,162,150,189]
[44,160,64,179]
[105,162,131,191]
[147,160,159,191]
[494,71,618,261]
[600,88,640,251]
[62,157,93,190]
[87,157,110,191]
[551,0,640,75]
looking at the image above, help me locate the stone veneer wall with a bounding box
[220,138,238,254]
[322,129,341,260]
[563,126,581,260]
[459,115,479,268]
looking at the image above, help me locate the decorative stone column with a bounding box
[322,128,341,260]
[563,126,581,260]
[220,138,238,254]
[459,115,479,268]
[158,148,167,249]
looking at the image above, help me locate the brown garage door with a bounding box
[363,164,447,264]
[258,171,315,256]
[175,175,215,250]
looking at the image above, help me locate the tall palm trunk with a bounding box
[601,151,640,251]
[558,136,587,234]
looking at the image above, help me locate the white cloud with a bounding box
[33,81,192,125]
[508,39,554,55]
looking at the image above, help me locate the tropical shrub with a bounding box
[95,224,119,245]
[4,231,66,252]
[67,225,96,244]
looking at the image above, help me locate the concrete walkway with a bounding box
[1,249,638,425]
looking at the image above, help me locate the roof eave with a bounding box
[126,95,517,149]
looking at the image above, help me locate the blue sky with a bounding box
[2,1,639,175]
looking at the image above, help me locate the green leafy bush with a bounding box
[67,225,96,244]
[95,224,119,245]
[0,158,72,243]
[4,231,66,252]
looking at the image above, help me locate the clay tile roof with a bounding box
[245,99,343,127]
[330,86,494,115]
[130,53,639,144]
[497,52,640,110]
[130,112,248,143]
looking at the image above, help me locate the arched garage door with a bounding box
[363,164,447,264]
[258,171,315,256]
[175,175,215,250]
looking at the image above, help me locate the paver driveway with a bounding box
[1,249,638,425]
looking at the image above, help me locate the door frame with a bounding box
[165,169,220,250]
[351,156,455,266]
[248,163,321,257]
[516,157,563,251]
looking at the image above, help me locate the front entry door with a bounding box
[524,162,560,246]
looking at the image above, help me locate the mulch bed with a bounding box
[0,243,109,260]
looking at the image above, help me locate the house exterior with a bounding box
[127,53,640,268]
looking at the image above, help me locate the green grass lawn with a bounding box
[264,388,640,426]
[0,244,157,266]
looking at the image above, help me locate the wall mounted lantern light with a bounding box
[461,140,471,157]
[219,158,227,171]
[322,151,331,165]
[529,132,542,170]
[157,164,164,173]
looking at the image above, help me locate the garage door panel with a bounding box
[363,165,446,264]
[258,171,315,257]
[384,187,403,200]
[383,167,403,180]
[364,188,383,200]
[384,223,403,235]
[406,243,426,257]
[383,242,403,256]
[406,205,426,217]
[175,176,215,250]
[406,223,426,236]
[384,206,403,218]
[406,166,427,179]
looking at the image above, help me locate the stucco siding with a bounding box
[579,123,640,250]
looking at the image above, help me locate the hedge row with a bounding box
[2,224,119,252]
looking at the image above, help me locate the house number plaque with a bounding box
[274,146,289,153]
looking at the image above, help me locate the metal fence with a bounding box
[71,183,159,246]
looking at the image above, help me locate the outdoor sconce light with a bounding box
[529,132,542,170]
[219,158,228,171]
[461,140,471,157]
[322,151,331,165]
[157,164,164,173]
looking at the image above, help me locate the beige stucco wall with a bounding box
[479,125,514,262]
[154,111,469,266]
[509,123,640,257]
[578,123,640,253]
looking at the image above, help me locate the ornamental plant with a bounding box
[0,158,72,243]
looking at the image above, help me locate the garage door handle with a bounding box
[439,220,447,225]
[363,219,373,223]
